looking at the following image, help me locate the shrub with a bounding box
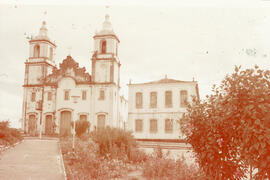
[0,121,23,151]
[142,147,205,180]
[75,120,90,137]
[60,137,132,179]
[90,127,137,160]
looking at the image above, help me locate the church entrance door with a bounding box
[28,114,36,136]
[60,111,71,136]
[97,114,105,128]
[45,115,53,135]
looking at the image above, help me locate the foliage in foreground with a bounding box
[180,66,270,179]
[142,146,205,180]
[90,127,137,160]
[60,137,135,179]
[0,121,22,147]
[75,119,90,137]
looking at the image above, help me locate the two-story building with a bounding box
[127,76,199,140]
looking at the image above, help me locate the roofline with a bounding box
[93,34,120,43]
[29,39,56,47]
[127,81,198,86]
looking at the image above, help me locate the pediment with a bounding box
[45,56,91,86]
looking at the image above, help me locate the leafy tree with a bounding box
[180,66,270,179]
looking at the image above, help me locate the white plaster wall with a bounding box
[94,37,116,54]
[94,61,110,82]
[28,65,42,84]
[128,82,198,139]
[56,77,92,130]
[92,85,114,128]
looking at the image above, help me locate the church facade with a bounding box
[21,15,128,136]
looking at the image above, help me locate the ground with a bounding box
[0,137,65,180]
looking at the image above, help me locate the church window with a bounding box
[99,90,105,100]
[165,119,173,133]
[49,47,53,60]
[64,90,69,100]
[135,119,143,132]
[136,92,143,108]
[150,119,158,133]
[47,92,52,101]
[180,90,188,107]
[150,92,157,108]
[34,44,40,57]
[97,114,105,128]
[80,114,87,121]
[165,91,172,108]
[82,91,87,100]
[101,40,106,54]
[31,92,36,102]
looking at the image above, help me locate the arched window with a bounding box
[34,44,40,57]
[97,114,105,128]
[101,40,106,54]
[49,47,53,60]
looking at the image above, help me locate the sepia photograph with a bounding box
[0,0,269,179]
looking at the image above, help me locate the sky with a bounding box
[0,0,270,128]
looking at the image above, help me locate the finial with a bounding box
[165,74,168,79]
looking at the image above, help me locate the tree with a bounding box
[180,65,270,179]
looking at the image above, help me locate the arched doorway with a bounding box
[28,114,36,136]
[97,114,105,128]
[60,111,71,136]
[45,115,53,135]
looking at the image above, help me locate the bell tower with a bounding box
[25,21,56,86]
[22,21,56,133]
[91,15,120,86]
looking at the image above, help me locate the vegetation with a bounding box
[0,121,23,152]
[90,127,137,160]
[180,66,270,179]
[75,119,90,137]
[142,146,205,180]
[60,127,201,179]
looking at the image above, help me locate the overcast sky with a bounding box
[0,0,270,128]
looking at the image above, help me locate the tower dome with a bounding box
[34,21,49,40]
[97,14,115,35]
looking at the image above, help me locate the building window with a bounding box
[47,92,52,101]
[34,44,40,57]
[99,90,105,100]
[180,90,188,107]
[150,119,158,133]
[136,92,143,108]
[31,92,36,102]
[101,40,106,54]
[165,91,172,108]
[64,90,69,100]
[135,119,143,132]
[82,91,87,100]
[150,92,157,108]
[165,119,173,133]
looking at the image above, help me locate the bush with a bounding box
[60,137,133,179]
[90,127,137,160]
[142,147,205,180]
[0,121,23,149]
[75,120,90,137]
